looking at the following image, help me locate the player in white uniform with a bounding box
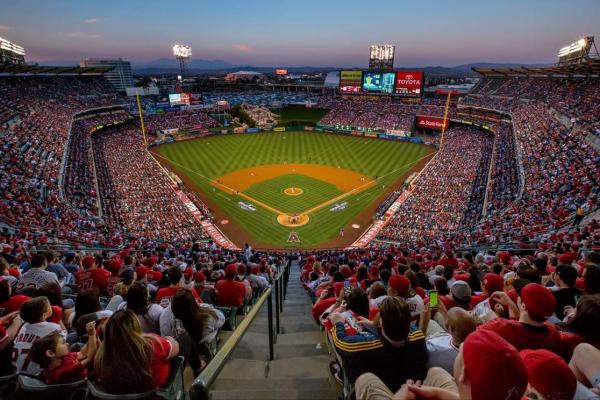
[12,296,65,374]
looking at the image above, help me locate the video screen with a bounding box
[169,93,191,106]
[395,71,423,97]
[362,72,395,94]
[340,70,363,93]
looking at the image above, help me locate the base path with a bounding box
[210,261,336,399]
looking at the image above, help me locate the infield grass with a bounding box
[154,131,431,248]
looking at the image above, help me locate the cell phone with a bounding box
[429,290,439,308]
[343,280,351,290]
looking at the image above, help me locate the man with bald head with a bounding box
[426,307,477,374]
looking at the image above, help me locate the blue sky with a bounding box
[1,0,599,67]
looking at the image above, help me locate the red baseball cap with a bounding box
[520,283,556,320]
[225,264,237,279]
[340,266,352,279]
[82,256,95,269]
[388,275,410,297]
[483,273,504,294]
[520,349,577,400]
[463,330,527,400]
[194,272,206,283]
[183,267,193,280]
[106,258,123,274]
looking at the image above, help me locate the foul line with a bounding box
[151,150,435,218]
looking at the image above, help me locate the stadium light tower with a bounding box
[172,44,191,77]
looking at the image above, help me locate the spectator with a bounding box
[94,309,179,394]
[16,254,60,293]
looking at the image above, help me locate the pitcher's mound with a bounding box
[284,187,303,196]
[277,213,310,227]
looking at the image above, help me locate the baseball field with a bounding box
[152,131,434,248]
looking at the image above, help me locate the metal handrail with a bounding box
[189,287,272,400]
[189,259,291,400]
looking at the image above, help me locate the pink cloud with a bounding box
[0,25,12,32]
[83,18,101,24]
[232,43,256,52]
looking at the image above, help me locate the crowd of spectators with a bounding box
[63,111,131,218]
[318,98,418,132]
[378,126,494,243]
[92,122,209,242]
[0,243,284,395]
[145,110,218,134]
[302,230,600,400]
[0,77,123,246]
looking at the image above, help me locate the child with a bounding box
[30,320,98,384]
[13,296,65,374]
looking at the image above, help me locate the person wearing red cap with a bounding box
[520,349,577,400]
[215,265,246,307]
[355,329,527,400]
[480,283,564,355]
[246,265,269,292]
[470,273,503,307]
[76,255,111,295]
[378,275,424,321]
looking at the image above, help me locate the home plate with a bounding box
[352,224,360,229]
[220,220,229,225]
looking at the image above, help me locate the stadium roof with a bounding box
[0,63,113,75]
[473,59,600,77]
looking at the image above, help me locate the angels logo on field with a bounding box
[287,231,300,242]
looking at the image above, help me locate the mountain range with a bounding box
[29,59,552,76]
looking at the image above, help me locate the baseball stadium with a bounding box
[0,1,599,400]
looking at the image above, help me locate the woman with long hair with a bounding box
[94,309,179,394]
[166,290,224,374]
[118,282,163,334]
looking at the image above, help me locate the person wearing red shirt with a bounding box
[215,265,246,307]
[156,266,199,308]
[76,256,111,295]
[480,283,565,356]
[470,273,504,307]
[30,321,99,384]
[0,279,30,315]
[94,309,179,394]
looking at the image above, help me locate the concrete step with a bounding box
[211,388,336,400]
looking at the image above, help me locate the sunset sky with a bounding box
[1,0,599,67]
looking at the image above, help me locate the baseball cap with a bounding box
[106,258,123,274]
[520,349,577,400]
[450,280,472,302]
[388,275,410,297]
[340,266,352,279]
[193,271,206,283]
[225,264,237,279]
[463,330,527,400]
[82,256,95,269]
[483,273,504,294]
[520,283,556,320]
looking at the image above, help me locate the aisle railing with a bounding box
[189,258,291,400]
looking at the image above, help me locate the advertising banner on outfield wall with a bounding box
[273,127,286,132]
[233,127,245,133]
[416,115,449,131]
[246,128,260,133]
[304,126,314,131]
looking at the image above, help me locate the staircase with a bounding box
[210,261,337,400]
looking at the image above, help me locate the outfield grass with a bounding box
[244,174,342,213]
[154,131,430,247]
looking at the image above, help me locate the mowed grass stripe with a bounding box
[154,131,431,247]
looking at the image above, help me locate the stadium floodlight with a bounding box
[558,38,587,58]
[172,44,192,59]
[0,36,25,56]
[172,44,191,77]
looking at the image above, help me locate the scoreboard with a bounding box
[369,45,395,71]
[339,69,424,98]
[340,70,363,93]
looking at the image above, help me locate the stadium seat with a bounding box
[0,373,17,400]
[17,374,87,399]
[86,356,185,400]
[215,307,238,330]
